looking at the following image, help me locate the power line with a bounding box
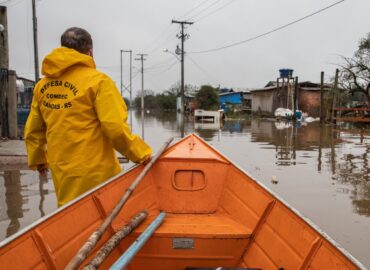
[146,26,175,53]
[190,0,346,54]
[145,0,213,54]
[187,0,223,21]
[148,59,179,75]
[194,0,236,23]
[187,55,219,84]
[145,57,177,70]
[177,0,212,20]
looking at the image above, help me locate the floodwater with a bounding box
[1,111,370,268]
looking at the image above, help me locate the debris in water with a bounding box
[271,175,278,184]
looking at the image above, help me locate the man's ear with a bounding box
[88,48,93,57]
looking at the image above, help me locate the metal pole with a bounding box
[320,71,324,123]
[129,51,132,109]
[120,50,123,97]
[141,56,144,111]
[141,56,144,139]
[294,76,299,112]
[172,20,193,113]
[32,0,40,82]
[122,50,133,130]
[331,68,339,123]
[171,20,193,138]
[180,23,185,115]
[135,54,147,139]
[129,50,133,130]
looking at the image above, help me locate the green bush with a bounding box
[195,85,219,110]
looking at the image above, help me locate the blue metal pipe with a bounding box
[109,212,166,270]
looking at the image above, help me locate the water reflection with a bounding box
[1,112,369,267]
[38,174,48,217]
[3,171,24,237]
[222,119,251,134]
[0,169,54,240]
[332,142,370,217]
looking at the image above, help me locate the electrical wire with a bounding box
[187,0,224,21]
[145,0,212,54]
[148,59,179,75]
[189,0,346,54]
[187,55,219,84]
[147,28,178,54]
[145,56,179,70]
[177,0,212,20]
[194,0,236,23]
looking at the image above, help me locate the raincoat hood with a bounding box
[42,47,96,78]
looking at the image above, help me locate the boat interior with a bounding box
[0,134,360,270]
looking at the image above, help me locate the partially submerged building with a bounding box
[219,89,252,113]
[250,81,331,117]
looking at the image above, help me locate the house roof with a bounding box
[250,86,277,93]
[17,76,35,84]
[251,81,333,93]
[219,91,241,96]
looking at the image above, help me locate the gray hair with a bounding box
[61,27,93,54]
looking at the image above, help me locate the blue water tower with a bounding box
[279,69,294,78]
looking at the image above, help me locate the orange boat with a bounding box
[0,134,366,270]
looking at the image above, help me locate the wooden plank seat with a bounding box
[125,213,253,238]
[112,213,253,269]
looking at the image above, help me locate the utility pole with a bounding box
[331,68,339,123]
[135,53,147,139]
[122,50,133,130]
[0,6,8,69]
[0,5,9,137]
[171,20,193,115]
[320,71,324,124]
[135,54,147,111]
[120,50,123,97]
[122,50,133,109]
[32,0,40,82]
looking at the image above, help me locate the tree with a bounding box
[134,90,157,109]
[339,33,370,102]
[156,93,175,110]
[195,85,219,110]
[168,81,198,97]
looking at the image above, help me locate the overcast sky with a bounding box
[3,0,370,97]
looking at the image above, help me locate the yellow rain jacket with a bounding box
[24,47,152,206]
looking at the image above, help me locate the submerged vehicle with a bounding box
[0,134,366,269]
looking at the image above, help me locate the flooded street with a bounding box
[1,111,370,268]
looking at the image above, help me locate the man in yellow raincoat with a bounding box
[24,27,152,206]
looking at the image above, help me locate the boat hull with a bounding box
[0,134,365,269]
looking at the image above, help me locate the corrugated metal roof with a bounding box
[219,91,244,96]
[250,86,277,92]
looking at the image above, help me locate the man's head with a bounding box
[61,27,93,56]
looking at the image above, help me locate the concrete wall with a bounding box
[252,91,275,115]
[252,87,289,116]
[252,86,326,117]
